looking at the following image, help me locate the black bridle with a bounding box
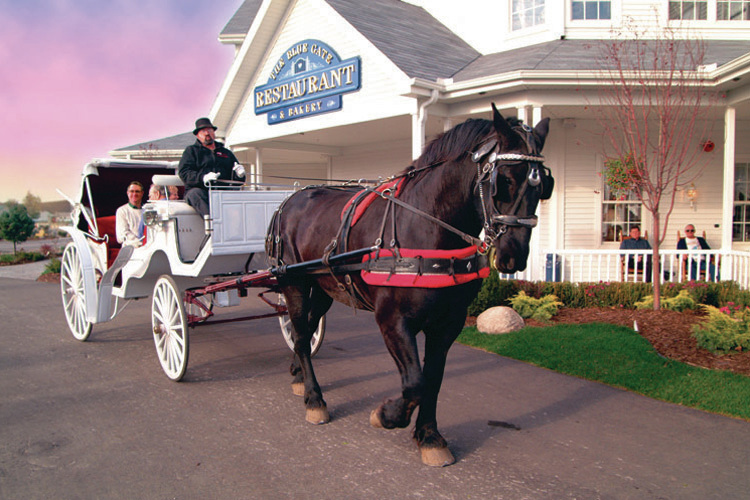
[472,124,553,244]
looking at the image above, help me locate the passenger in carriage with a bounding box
[115,181,145,247]
[148,184,179,201]
[178,117,245,217]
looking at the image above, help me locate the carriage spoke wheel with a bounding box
[151,275,189,381]
[60,243,93,341]
[278,294,326,356]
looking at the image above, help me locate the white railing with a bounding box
[516,249,750,288]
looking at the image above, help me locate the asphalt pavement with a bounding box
[1,277,749,499]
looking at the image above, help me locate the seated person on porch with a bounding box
[620,225,652,281]
[178,117,245,217]
[677,224,716,281]
[115,181,144,248]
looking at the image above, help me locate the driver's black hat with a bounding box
[193,117,217,135]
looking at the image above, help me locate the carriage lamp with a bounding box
[686,183,697,209]
[142,207,159,227]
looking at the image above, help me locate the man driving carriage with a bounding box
[178,117,246,217]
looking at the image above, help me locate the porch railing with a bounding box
[501,249,750,289]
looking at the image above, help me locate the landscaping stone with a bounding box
[476,306,524,334]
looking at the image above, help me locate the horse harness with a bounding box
[267,123,553,310]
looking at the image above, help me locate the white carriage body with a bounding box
[61,159,294,325]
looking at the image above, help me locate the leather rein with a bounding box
[367,124,549,252]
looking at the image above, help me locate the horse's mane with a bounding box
[407,116,525,172]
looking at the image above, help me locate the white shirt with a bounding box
[115,203,143,247]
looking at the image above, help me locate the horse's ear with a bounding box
[534,117,550,150]
[491,103,519,148]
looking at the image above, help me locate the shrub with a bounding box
[43,258,61,275]
[634,289,696,312]
[509,291,563,321]
[692,304,750,353]
[467,276,750,315]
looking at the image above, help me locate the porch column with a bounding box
[722,107,736,281]
[519,105,542,280]
[722,107,736,251]
[255,148,263,184]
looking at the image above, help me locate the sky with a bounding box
[0,0,244,202]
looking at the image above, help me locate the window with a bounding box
[733,162,750,241]
[669,0,708,19]
[572,1,611,20]
[512,0,545,30]
[718,0,750,20]
[602,184,642,243]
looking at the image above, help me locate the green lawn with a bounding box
[458,323,750,421]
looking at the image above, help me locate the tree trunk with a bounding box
[651,214,661,310]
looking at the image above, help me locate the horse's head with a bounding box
[473,104,553,273]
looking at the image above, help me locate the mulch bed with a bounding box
[468,307,750,377]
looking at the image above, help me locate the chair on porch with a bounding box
[620,230,650,281]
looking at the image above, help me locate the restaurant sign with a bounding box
[254,39,361,124]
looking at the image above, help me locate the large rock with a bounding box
[476,306,524,334]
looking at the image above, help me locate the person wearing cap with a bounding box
[178,117,245,217]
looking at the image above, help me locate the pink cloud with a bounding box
[0,0,243,201]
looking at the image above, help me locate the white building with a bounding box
[113,0,750,284]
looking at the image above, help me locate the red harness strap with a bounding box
[341,179,404,226]
[361,245,490,288]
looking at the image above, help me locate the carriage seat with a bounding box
[94,215,121,266]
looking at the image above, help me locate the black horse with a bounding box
[267,104,552,466]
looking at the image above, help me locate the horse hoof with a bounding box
[369,409,384,428]
[291,382,304,396]
[306,406,330,425]
[420,446,455,467]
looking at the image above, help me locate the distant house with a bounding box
[111,0,750,283]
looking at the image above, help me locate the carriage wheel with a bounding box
[151,275,189,381]
[278,294,326,356]
[60,243,93,341]
[185,293,213,324]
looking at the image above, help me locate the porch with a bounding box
[507,249,750,289]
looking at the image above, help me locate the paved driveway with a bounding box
[1,278,748,499]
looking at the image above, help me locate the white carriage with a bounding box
[59,159,324,381]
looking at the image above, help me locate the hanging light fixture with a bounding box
[686,183,697,209]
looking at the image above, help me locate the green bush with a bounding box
[468,274,750,315]
[43,258,61,275]
[509,291,563,321]
[635,289,696,312]
[0,251,45,265]
[692,304,750,353]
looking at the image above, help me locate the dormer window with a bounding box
[572,1,611,20]
[512,0,545,30]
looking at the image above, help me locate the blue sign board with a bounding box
[254,39,361,124]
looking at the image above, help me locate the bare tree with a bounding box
[595,21,718,309]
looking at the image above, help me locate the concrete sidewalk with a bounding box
[0,260,48,280]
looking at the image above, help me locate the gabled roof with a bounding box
[111,132,195,156]
[219,0,263,41]
[453,39,750,82]
[325,0,479,80]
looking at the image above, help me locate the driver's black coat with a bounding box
[178,140,244,189]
